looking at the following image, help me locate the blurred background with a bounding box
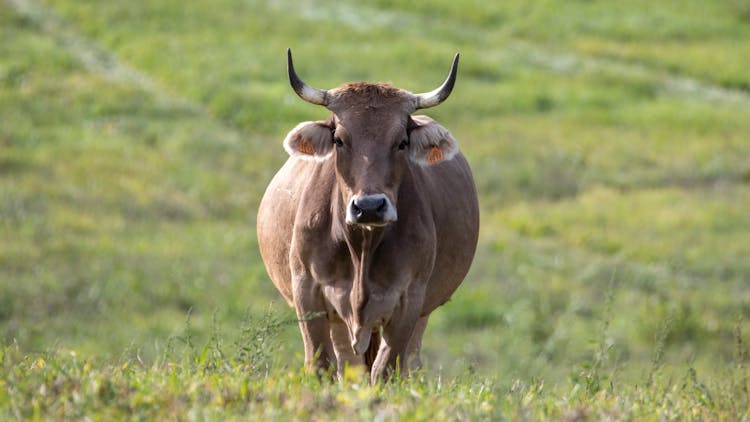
[2,0,749,384]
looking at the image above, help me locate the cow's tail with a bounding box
[364,328,381,371]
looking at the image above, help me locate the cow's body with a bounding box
[257,51,479,382]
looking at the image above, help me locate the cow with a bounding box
[257,49,479,383]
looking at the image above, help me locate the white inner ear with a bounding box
[409,115,459,166]
[282,121,334,161]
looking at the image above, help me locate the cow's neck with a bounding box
[339,218,386,273]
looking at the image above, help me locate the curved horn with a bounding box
[414,53,459,109]
[287,48,329,106]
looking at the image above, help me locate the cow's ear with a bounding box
[283,120,334,160]
[408,115,459,166]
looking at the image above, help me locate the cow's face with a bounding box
[283,95,459,227]
[330,102,407,227]
[283,50,460,227]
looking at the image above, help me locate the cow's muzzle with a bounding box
[346,194,397,227]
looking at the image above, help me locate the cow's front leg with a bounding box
[329,320,366,380]
[370,293,423,383]
[292,276,334,374]
[405,316,429,371]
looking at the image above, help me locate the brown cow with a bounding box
[257,49,479,383]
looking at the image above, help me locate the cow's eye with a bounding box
[334,137,344,148]
[398,139,409,150]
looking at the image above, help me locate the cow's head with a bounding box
[283,49,459,228]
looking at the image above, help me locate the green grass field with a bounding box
[2,0,750,418]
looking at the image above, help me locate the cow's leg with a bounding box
[405,316,429,371]
[329,320,365,380]
[370,294,423,383]
[292,277,334,374]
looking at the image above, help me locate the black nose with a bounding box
[348,194,390,225]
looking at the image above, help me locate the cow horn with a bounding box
[287,48,329,106]
[414,53,459,109]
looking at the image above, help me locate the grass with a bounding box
[1,316,747,420]
[2,0,750,418]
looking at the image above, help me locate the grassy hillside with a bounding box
[2,0,750,418]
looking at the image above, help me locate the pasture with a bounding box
[2,0,749,418]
